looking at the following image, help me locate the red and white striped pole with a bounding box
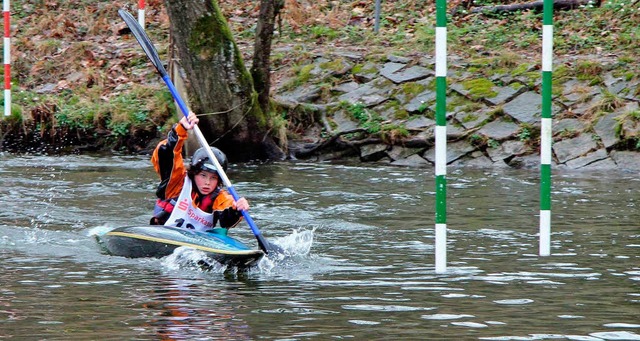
[138,0,145,29]
[3,0,10,117]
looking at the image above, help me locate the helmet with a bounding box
[189,147,228,175]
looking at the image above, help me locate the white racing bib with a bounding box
[164,176,214,232]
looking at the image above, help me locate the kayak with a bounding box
[95,225,264,269]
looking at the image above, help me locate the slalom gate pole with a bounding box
[432,0,552,264]
[434,0,448,273]
[539,0,553,256]
[138,0,145,29]
[3,0,10,117]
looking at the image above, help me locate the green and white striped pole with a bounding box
[434,0,447,273]
[539,0,553,256]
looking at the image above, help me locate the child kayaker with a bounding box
[149,114,249,231]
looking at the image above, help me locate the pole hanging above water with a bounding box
[539,0,553,256]
[434,0,448,274]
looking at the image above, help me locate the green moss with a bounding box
[470,57,493,67]
[461,113,479,123]
[382,100,410,120]
[462,78,498,99]
[309,25,339,40]
[251,91,268,128]
[401,82,427,100]
[298,64,315,83]
[446,94,473,112]
[489,67,508,78]
[510,83,524,91]
[320,58,346,72]
[281,64,315,91]
[415,23,434,48]
[185,2,266,126]
[551,74,565,96]
[380,100,397,111]
[623,72,635,82]
[395,110,409,120]
[425,78,437,91]
[518,71,539,87]
[189,10,233,60]
[511,63,530,77]
[553,65,571,83]
[459,102,485,113]
[467,66,481,74]
[362,66,378,74]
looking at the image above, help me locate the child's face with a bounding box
[194,171,219,195]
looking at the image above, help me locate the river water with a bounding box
[0,153,638,340]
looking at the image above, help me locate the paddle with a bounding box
[118,9,281,255]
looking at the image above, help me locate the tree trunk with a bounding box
[251,0,284,117]
[163,0,284,161]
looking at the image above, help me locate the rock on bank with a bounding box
[276,50,640,171]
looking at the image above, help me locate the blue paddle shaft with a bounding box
[227,186,262,237]
[162,75,191,120]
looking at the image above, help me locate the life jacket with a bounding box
[150,198,177,225]
[150,178,220,226]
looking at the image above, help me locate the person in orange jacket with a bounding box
[149,114,249,232]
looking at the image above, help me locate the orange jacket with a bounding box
[151,124,242,228]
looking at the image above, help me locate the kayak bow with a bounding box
[96,225,264,269]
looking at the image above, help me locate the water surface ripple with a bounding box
[0,154,638,340]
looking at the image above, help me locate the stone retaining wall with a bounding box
[277,51,640,171]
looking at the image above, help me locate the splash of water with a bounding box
[162,247,228,273]
[255,227,316,273]
[86,225,117,237]
[275,227,315,256]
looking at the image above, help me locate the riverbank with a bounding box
[0,0,638,171]
[275,49,640,171]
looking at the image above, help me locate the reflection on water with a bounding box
[0,154,639,340]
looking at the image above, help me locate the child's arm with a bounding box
[213,191,250,228]
[151,116,199,199]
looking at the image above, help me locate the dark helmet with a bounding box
[189,147,228,175]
